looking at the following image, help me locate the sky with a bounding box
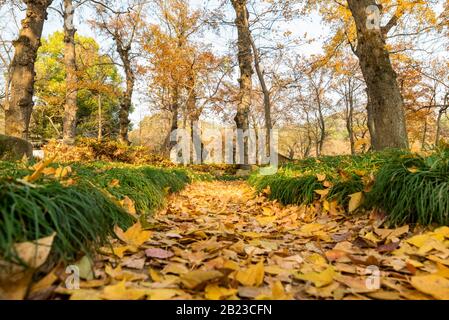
[1,0,327,127]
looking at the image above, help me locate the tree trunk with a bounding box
[164,87,180,155]
[345,84,355,155]
[116,46,134,144]
[249,33,271,156]
[347,0,408,150]
[231,0,253,169]
[5,0,53,140]
[97,94,102,141]
[62,0,77,145]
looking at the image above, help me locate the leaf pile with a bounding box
[32,180,449,300]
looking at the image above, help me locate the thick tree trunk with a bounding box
[116,46,134,144]
[62,0,77,145]
[231,0,253,169]
[347,0,408,150]
[5,0,53,140]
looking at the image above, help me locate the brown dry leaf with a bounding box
[145,248,174,259]
[14,233,56,269]
[0,233,56,300]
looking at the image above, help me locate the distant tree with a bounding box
[32,32,122,140]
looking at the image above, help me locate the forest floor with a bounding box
[49,180,449,300]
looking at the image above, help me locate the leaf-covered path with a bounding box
[55,180,449,300]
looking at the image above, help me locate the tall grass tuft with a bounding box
[0,161,191,265]
[366,149,449,226]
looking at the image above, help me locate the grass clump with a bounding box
[366,149,449,226]
[0,161,191,266]
[249,148,449,226]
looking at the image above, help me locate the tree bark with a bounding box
[347,0,408,150]
[5,0,53,140]
[249,33,271,156]
[62,0,77,145]
[97,93,102,141]
[116,45,135,144]
[344,81,355,154]
[231,0,253,169]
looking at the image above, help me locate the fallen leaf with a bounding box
[145,248,174,259]
[205,284,237,300]
[181,270,223,289]
[235,261,265,287]
[411,275,449,300]
[115,222,151,247]
[294,266,335,288]
[348,192,363,213]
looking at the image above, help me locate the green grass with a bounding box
[366,149,449,226]
[0,161,191,266]
[249,148,449,226]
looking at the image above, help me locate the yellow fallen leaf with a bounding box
[205,284,237,300]
[363,231,380,244]
[411,275,449,300]
[105,265,145,282]
[300,223,323,235]
[114,222,151,247]
[434,226,449,238]
[24,155,57,183]
[256,281,292,300]
[435,262,449,279]
[30,270,58,294]
[181,270,223,289]
[348,192,363,213]
[162,263,189,275]
[235,260,265,287]
[112,245,135,258]
[149,268,163,282]
[119,196,137,218]
[223,260,240,271]
[294,266,335,288]
[264,265,289,275]
[306,253,328,268]
[314,189,329,197]
[55,166,72,180]
[261,207,274,216]
[256,216,276,226]
[316,173,326,182]
[406,232,445,248]
[101,281,146,300]
[69,289,102,300]
[146,288,182,300]
[109,179,121,188]
[240,231,267,238]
